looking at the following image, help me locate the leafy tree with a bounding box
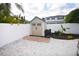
[0,3,11,16]
[0,3,24,23]
[64,9,79,23]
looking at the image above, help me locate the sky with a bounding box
[10,0,79,21]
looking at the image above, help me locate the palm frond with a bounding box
[15,3,24,13]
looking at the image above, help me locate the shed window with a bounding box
[37,23,41,26]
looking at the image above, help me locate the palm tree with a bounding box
[0,3,24,16]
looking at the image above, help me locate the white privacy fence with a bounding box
[47,23,79,34]
[0,24,31,47]
[0,23,79,48]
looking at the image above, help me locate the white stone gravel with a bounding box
[0,38,78,56]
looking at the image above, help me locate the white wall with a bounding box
[0,23,31,47]
[47,23,79,34]
[0,23,79,48]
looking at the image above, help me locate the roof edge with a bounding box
[30,16,45,23]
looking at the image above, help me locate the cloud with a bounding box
[11,1,79,20]
[59,3,79,15]
[41,3,78,17]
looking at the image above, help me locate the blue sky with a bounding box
[43,3,52,11]
[60,3,76,10]
[11,1,79,20]
[43,3,77,11]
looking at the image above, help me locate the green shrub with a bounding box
[67,35,73,39]
[0,15,30,24]
[54,31,63,36]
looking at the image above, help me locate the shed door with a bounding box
[32,23,42,36]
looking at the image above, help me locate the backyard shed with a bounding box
[30,16,46,36]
